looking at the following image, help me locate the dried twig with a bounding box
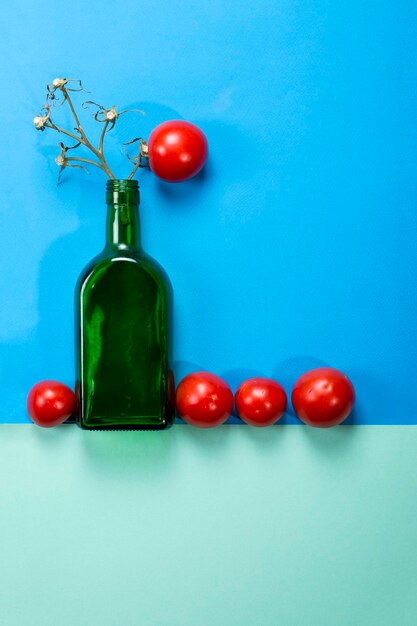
[34,77,148,182]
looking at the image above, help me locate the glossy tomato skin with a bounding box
[176,371,233,428]
[292,368,355,428]
[235,378,287,427]
[27,380,75,428]
[148,120,208,182]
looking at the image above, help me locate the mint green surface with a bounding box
[1,426,416,626]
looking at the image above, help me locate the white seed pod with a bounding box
[55,154,66,166]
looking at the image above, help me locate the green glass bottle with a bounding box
[75,179,174,430]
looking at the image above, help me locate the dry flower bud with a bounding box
[105,106,118,121]
[33,106,52,131]
[53,78,66,88]
[33,116,44,129]
[55,154,66,167]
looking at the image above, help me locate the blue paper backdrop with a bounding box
[0,0,416,424]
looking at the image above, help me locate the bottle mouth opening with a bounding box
[106,179,139,191]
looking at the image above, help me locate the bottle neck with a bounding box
[105,180,141,251]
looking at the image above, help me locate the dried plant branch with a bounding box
[63,88,85,137]
[99,120,110,153]
[66,157,104,170]
[35,78,148,182]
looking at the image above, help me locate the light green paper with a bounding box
[0,425,416,626]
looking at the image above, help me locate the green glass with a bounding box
[75,180,174,430]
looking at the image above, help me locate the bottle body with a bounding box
[75,180,174,430]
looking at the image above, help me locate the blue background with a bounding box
[0,0,416,424]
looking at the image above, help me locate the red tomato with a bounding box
[235,377,287,427]
[291,368,355,428]
[148,120,208,182]
[27,380,75,428]
[176,371,233,428]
